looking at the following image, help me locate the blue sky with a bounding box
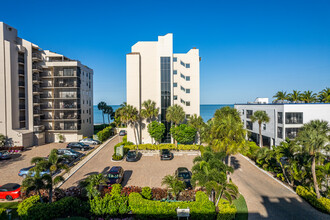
[1,0,330,105]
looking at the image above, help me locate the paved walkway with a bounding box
[231,154,329,220]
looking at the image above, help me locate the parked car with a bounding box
[107,166,124,185]
[79,138,100,145]
[175,167,192,189]
[160,149,173,160]
[0,183,21,200]
[119,130,127,136]
[0,150,11,160]
[57,148,83,159]
[67,142,90,151]
[18,166,50,178]
[126,150,141,162]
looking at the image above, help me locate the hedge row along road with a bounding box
[231,154,328,219]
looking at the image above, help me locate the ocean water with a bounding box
[93,104,234,124]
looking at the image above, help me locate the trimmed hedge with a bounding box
[97,126,114,142]
[217,199,237,220]
[125,143,202,151]
[296,186,330,214]
[17,196,90,220]
[129,191,216,219]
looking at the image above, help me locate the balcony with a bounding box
[41,83,53,88]
[18,57,25,64]
[55,103,80,109]
[41,104,53,110]
[40,94,52,99]
[32,53,42,61]
[19,104,25,110]
[54,82,78,88]
[19,93,25,99]
[33,109,41,115]
[33,88,41,94]
[19,70,25,76]
[19,116,26,121]
[41,72,53,78]
[54,126,79,131]
[32,64,42,72]
[18,81,25,87]
[34,125,45,133]
[32,75,40,82]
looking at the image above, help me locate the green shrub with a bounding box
[0,207,6,219]
[296,186,330,214]
[97,126,114,142]
[17,195,40,219]
[141,187,152,200]
[124,143,202,151]
[129,191,215,219]
[112,154,123,161]
[170,124,197,144]
[217,199,237,220]
[123,135,127,143]
[111,184,122,197]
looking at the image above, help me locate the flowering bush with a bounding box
[151,187,168,200]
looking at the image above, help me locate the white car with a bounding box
[79,138,100,145]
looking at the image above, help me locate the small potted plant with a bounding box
[58,134,64,143]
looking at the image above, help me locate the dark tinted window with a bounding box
[285,113,303,124]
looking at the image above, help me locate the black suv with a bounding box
[107,166,124,185]
[160,149,173,160]
[175,167,192,189]
[126,150,141,162]
[66,142,90,151]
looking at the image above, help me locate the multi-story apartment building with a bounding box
[126,33,200,144]
[234,99,330,147]
[0,22,93,147]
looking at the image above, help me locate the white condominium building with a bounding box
[0,22,93,147]
[126,33,200,144]
[234,99,330,147]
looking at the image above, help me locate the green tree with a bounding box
[103,106,115,124]
[205,180,238,206]
[166,104,185,126]
[97,101,107,126]
[21,175,47,203]
[79,173,108,199]
[114,102,127,127]
[0,134,5,147]
[288,90,302,102]
[301,90,317,103]
[161,174,186,200]
[170,124,196,144]
[318,87,330,103]
[297,120,330,199]
[140,100,159,123]
[147,121,165,144]
[273,91,288,102]
[188,114,205,144]
[250,110,270,147]
[122,104,140,146]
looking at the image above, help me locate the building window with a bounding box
[186,63,190,68]
[160,57,171,143]
[285,112,303,124]
[246,110,253,119]
[277,127,283,138]
[89,117,91,124]
[263,124,266,130]
[173,57,177,62]
[286,128,300,139]
[173,70,177,75]
[87,118,88,123]
[278,112,283,124]
[181,86,185,92]
[180,73,185,79]
[186,89,190,94]
[173,83,177,87]
[186,76,190,81]
[242,109,244,115]
[180,60,185,66]
[63,68,74,76]
[246,121,253,130]
[186,101,190,106]
[181,99,185,104]
[173,95,177,100]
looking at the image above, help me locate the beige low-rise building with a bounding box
[0,22,93,147]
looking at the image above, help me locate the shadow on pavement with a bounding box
[0,153,25,168]
[122,170,133,187]
[231,156,241,170]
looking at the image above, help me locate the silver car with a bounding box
[79,138,100,145]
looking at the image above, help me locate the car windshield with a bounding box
[162,149,169,154]
[108,173,119,179]
[67,149,76,153]
[178,172,191,179]
[127,151,136,157]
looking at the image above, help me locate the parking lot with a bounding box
[0,142,98,186]
[61,136,199,188]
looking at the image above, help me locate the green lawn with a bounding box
[233,194,248,220]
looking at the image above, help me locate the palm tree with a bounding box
[301,90,317,103]
[103,106,115,124]
[297,120,330,199]
[22,174,47,203]
[318,87,330,103]
[79,173,108,199]
[166,104,185,126]
[140,100,159,123]
[288,90,302,102]
[205,180,238,206]
[30,149,69,203]
[250,111,270,147]
[97,101,107,125]
[122,104,139,146]
[273,91,288,102]
[161,174,186,200]
[188,114,205,144]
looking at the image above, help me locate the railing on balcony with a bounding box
[32,75,40,81]
[55,114,80,119]
[32,53,42,60]
[41,94,52,98]
[55,94,78,99]
[41,72,53,77]
[34,125,45,133]
[19,104,25,109]
[33,87,40,93]
[41,104,53,109]
[18,81,25,86]
[19,93,25,98]
[32,64,42,71]
[33,98,40,103]
[55,104,80,109]
[54,82,78,87]
[54,126,78,131]
[19,70,25,75]
[18,57,25,63]
[33,109,40,114]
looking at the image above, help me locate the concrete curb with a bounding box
[239,153,297,195]
[57,135,118,188]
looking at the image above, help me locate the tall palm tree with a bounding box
[288,90,302,102]
[273,91,288,102]
[188,114,205,144]
[166,104,185,145]
[140,100,159,123]
[161,174,186,200]
[103,106,115,124]
[22,174,47,203]
[301,90,317,103]
[297,120,330,199]
[97,101,107,125]
[250,111,270,147]
[122,104,139,146]
[318,87,330,103]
